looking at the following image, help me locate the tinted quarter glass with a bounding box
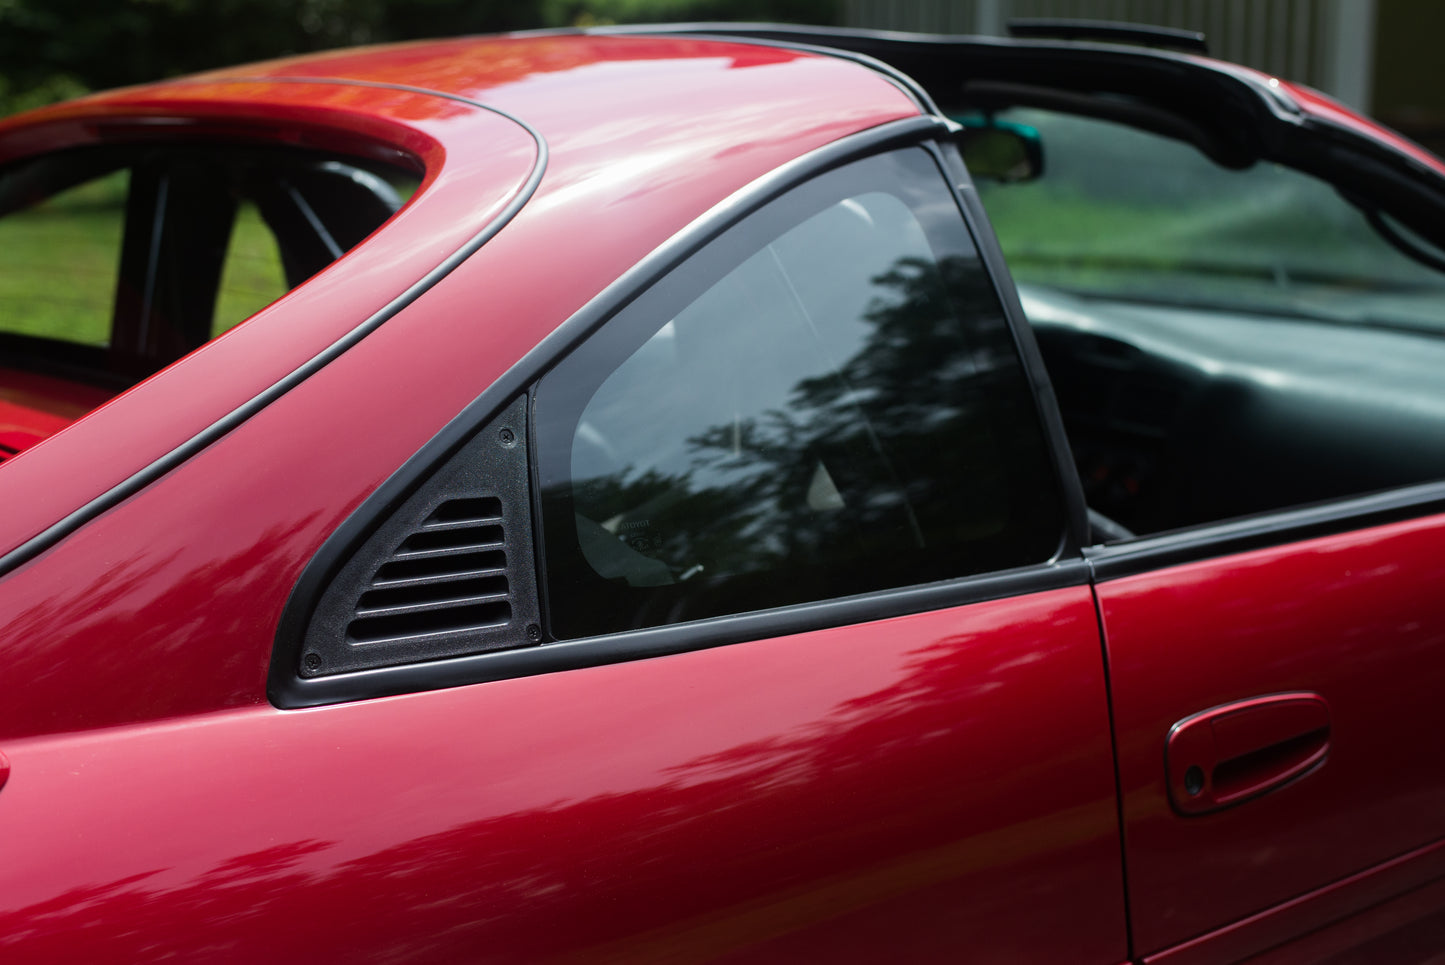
[536,148,1063,638]
[0,145,418,465]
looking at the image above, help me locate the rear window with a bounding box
[0,145,419,463]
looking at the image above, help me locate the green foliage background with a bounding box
[0,0,839,116]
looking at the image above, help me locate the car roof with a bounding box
[0,34,924,563]
[0,33,923,191]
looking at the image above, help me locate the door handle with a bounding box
[1166,693,1330,816]
[0,749,7,794]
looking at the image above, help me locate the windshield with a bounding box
[973,108,1445,333]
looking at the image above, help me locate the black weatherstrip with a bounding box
[1086,482,1445,582]
[273,114,1101,709]
[0,77,549,581]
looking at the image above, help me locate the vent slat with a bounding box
[355,500,514,643]
[392,541,505,561]
[426,497,502,523]
[375,549,506,582]
[369,566,508,590]
[348,600,513,643]
[398,523,504,555]
[358,574,510,614]
[417,516,502,533]
[355,592,510,621]
[393,540,505,560]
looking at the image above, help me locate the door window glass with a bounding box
[536,148,1064,638]
[972,108,1445,534]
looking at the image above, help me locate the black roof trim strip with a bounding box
[1087,482,1445,581]
[272,114,1029,708]
[0,77,549,581]
[613,22,1301,123]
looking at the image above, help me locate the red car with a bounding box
[1,21,1443,962]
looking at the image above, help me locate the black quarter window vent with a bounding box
[347,500,511,643]
[296,395,540,678]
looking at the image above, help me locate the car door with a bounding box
[1026,114,1445,958]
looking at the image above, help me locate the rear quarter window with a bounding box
[535,148,1064,638]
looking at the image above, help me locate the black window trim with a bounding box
[271,115,1095,709]
[1085,482,1445,582]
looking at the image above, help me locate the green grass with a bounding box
[0,170,127,345]
[0,172,288,347]
[977,179,1445,304]
[213,203,288,335]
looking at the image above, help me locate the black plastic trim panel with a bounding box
[0,77,549,581]
[272,114,1092,709]
[290,395,539,680]
[1086,482,1445,581]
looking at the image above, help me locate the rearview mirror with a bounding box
[955,120,1044,183]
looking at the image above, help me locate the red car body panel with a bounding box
[0,577,1126,960]
[1104,513,1445,956]
[1,25,1443,963]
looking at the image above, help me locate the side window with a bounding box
[212,201,288,336]
[971,108,1445,536]
[0,146,417,464]
[535,148,1064,638]
[0,167,127,348]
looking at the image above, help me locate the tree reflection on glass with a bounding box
[543,156,1062,636]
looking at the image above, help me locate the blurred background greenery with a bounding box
[0,0,1440,152]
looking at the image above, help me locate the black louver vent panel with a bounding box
[348,499,513,644]
[297,396,539,678]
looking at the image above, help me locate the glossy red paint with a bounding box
[0,36,917,561]
[0,580,1126,960]
[0,84,530,556]
[3,25,1445,962]
[1149,836,1445,965]
[1101,512,1445,957]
